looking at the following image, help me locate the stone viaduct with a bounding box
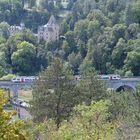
[0,81,33,98]
[105,78,140,92]
[0,78,140,98]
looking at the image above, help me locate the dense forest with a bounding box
[0,1,140,140]
[0,0,140,76]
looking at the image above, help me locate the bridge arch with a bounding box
[115,85,135,93]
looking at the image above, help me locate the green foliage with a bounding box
[125,1,140,25]
[58,0,140,76]
[0,90,27,140]
[37,100,115,140]
[111,38,126,69]
[0,74,15,80]
[78,60,107,104]
[30,58,80,127]
[125,70,133,77]
[105,89,140,139]
[107,91,139,122]
[0,0,140,76]
[11,41,37,75]
[0,21,10,39]
[135,83,140,113]
[124,51,140,76]
[68,52,82,73]
[0,1,140,139]
[24,121,47,140]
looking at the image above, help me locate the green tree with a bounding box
[11,41,37,75]
[112,24,127,42]
[5,30,37,66]
[30,58,79,127]
[68,52,82,74]
[125,23,139,39]
[61,40,70,59]
[65,31,76,52]
[74,19,89,43]
[87,20,100,38]
[78,60,107,104]
[124,51,140,76]
[87,9,111,27]
[0,21,10,39]
[60,20,69,34]
[111,38,126,69]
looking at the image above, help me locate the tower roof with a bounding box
[47,15,57,25]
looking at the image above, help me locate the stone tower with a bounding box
[38,15,59,42]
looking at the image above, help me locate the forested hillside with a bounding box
[61,0,140,76]
[0,0,140,76]
[1,1,140,140]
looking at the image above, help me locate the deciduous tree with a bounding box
[0,90,26,140]
[11,41,37,75]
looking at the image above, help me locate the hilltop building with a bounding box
[37,15,59,42]
[9,22,26,35]
[61,0,69,9]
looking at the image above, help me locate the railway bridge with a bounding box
[0,81,33,98]
[0,78,140,97]
[105,78,140,92]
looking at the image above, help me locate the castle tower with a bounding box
[38,15,59,42]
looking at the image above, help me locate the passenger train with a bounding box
[74,74,121,81]
[11,76,38,83]
[98,74,121,80]
[11,74,121,83]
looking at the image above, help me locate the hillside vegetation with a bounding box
[0,1,140,139]
[0,0,140,76]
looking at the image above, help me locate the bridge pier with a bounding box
[12,88,19,98]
